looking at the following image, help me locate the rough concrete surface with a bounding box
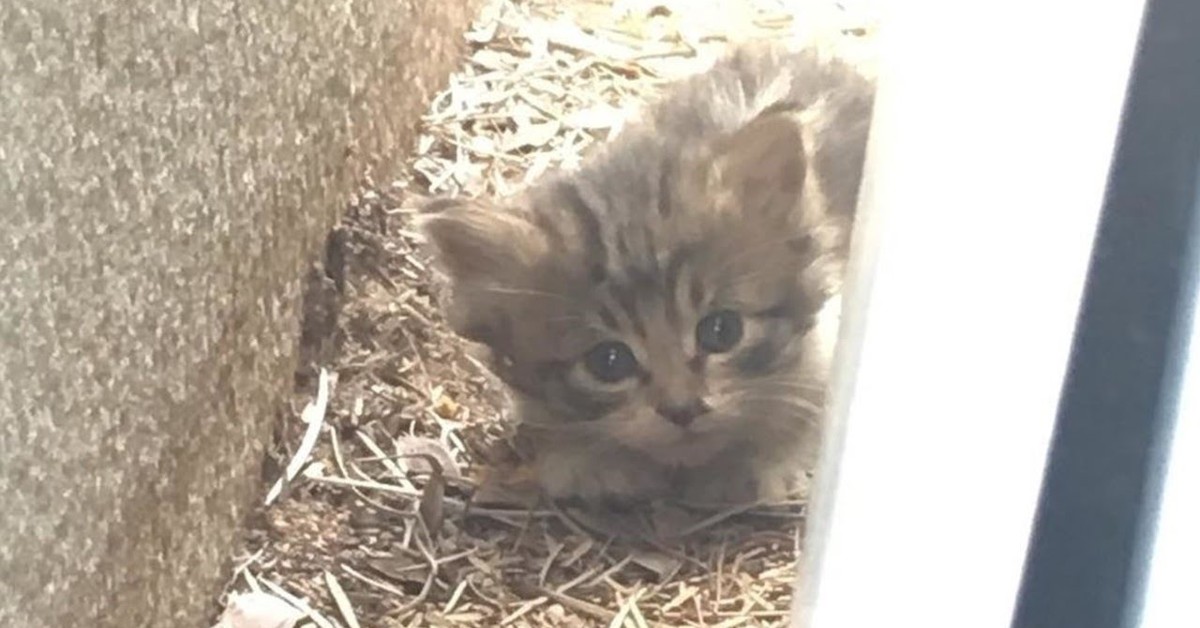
[0,0,478,625]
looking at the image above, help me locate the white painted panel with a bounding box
[795,1,1147,626]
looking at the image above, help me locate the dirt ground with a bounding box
[216,1,877,626]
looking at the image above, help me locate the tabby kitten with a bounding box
[421,45,874,505]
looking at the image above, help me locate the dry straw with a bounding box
[219,1,876,626]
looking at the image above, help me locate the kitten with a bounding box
[420,45,874,505]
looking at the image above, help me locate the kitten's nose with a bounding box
[656,399,711,427]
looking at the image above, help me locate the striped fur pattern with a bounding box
[421,45,874,505]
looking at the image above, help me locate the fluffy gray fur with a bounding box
[420,45,874,505]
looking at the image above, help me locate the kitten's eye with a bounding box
[582,341,639,383]
[696,310,744,353]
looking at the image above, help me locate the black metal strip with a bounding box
[1011,0,1200,626]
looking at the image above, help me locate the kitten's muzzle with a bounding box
[656,399,712,427]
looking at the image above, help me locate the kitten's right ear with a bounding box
[710,111,808,224]
[416,197,550,285]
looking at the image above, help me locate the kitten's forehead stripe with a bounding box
[640,225,665,278]
[596,302,620,330]
[558,179,608,273]
[657,157,675,217]
[610,279,650,339]
[663,249,691,327]
[597,285,643,336]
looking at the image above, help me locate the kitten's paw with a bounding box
[538,454,669,504]
[678,461,798,507]
[678,465,760,507]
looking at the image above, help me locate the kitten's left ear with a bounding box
[710,111,808,222]
[415,197,554,348]
[415,197,550,286]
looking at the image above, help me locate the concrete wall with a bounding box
[0,1,476,625]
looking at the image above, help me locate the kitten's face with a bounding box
[421,112,838,466]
